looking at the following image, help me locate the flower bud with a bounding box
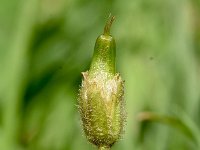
[78,16,126,149]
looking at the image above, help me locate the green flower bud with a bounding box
[78,16,126,149]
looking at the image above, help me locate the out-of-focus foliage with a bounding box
[0,0,200,150]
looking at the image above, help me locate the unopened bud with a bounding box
[78,15,126,149]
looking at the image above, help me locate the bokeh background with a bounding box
[0,0,200,150]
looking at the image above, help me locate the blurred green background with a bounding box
[0,0,200,150]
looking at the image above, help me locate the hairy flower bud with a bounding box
[78,16,126,149]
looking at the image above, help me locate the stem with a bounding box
[2,0,39,149]
[98,146,111,150]
[103,14,115,36]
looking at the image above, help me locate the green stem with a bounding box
[98,146,111,150]
[1,0,39,149]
